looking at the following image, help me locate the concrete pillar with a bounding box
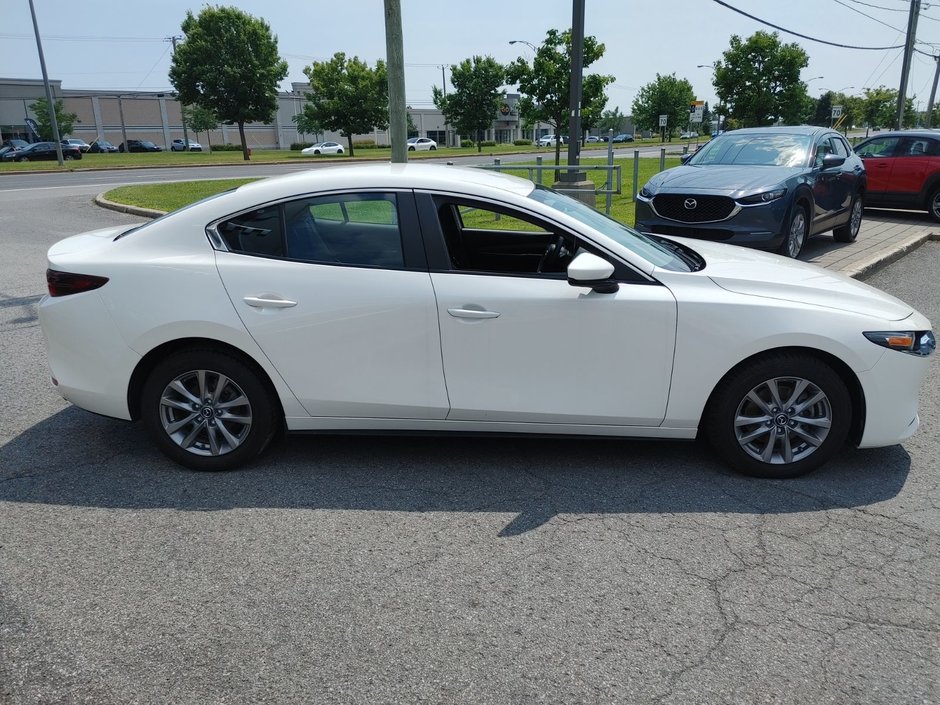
[91,96,103,138]
[158,97,171,148]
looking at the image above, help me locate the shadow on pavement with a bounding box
[0,407,911,536]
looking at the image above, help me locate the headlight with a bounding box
[638,186,653,199]
[864,330,935,356]
[738,188,787,205]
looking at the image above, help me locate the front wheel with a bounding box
[336,148,343,154]
[408,146,415,151]
[704,353,851,478]
[429,145,436,150]
[833,194,863,242]
[928,186,940,222]
[778,204,808,258]
[141,349,279,471]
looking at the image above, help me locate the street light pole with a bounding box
[563,0,586,182]
[28,0,64,165]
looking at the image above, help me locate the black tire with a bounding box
[337,148,343,154]
[429,145,436,150]
[141,349,279,471]
[704,353,852,479]
[777,203,808,258]
[313,150,320,155]
[408,146,415,151]
[833,193,863,242]
[928,186,940,223]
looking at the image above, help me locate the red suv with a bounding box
[854,130,940,221]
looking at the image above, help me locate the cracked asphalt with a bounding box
[0,185,938,704]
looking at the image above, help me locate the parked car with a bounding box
[300,141,344,156]
[39,164,933,479]
[2,138,29,151]
[1,141,82,162]
[61,138,91,152]
[406,136,437,151]
[586,136,601,143]
[537,135,566,147]
[170,139,203,152]
[88,138,118,153]
[611,133,634,143]
[119,140,162,153]
[635,126,866,258]
[679,131,699,139]
[853,130,940,221]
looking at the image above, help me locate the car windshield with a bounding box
[528,186,693,272]
[688,133,812,168]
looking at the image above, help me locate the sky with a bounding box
[3,0,940,115]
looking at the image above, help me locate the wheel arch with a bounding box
[127,337,285,424]
[699,345,865,446]
[918,172,940,208]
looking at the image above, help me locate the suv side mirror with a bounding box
[820,153,846,169]
[567,252,618,293]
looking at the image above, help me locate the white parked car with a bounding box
[537,135,565,147]
[301,141,344,156]
[406,137,437,151]
[39,164,934,477]
[679,131,699,139]
[170,139,203,152]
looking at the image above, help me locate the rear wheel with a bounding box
[430,145,437,150]
[408,146,415,151]
[833,193,863,242]
[141,349,279,471]
[705,353,851,478]
[777,204,808,258]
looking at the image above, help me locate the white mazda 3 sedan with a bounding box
[39,164,934,478]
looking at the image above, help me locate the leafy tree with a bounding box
[300,53,388,157]
[579,73,610,142]
[631,74,694,140]
[406,111,418,138]
[597,107,627,136]
[506,29,613,164]
[432,56,505,152]
[29,98,79,141]
[713,31,810,126]
[292,105,322,142]
[169,6,288,160]
[182,104,219,150]
[861,86,899,134]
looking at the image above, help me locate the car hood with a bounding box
[665,237,914,321]
[646,164,803,196]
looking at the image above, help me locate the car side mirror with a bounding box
[567,252,619,293]
[680,153,693,164]
[820,153,846,169]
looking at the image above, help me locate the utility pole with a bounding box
[896,0,921,129]
[167,35,190,150]
[564,0,585,179]
[28,0,64,165]
[384,0,407,163]
[927,55,940,128]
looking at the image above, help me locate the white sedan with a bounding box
[406,137,437,151]
[39,164,934,477]
[301,141,344,156]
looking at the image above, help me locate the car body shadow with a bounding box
[0,408,912,536]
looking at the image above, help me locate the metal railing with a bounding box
[476,156,622,215]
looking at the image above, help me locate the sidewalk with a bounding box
[800,209,939,279]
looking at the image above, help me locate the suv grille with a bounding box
[653,194,736,223]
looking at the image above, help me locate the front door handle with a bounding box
[244,295,297,309]
[447,308,500,319]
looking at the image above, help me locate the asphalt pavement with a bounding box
[0,173,938,705]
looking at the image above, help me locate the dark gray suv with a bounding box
[634,126,866,257]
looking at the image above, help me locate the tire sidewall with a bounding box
[779,203,808,258]
[141,349,278,471]
[705,354,852,479]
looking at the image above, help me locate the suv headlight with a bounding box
[864,330,935,356]
[638,186,654,199]
[738,188,787,205]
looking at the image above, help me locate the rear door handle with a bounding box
[244,295,297,309]
[447,308,500,319]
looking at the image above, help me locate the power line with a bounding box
[711,0,906,49]
[0,32,165,43]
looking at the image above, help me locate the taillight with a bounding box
[46,269,109,297]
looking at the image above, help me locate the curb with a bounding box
[844,231,940,280]
[94,193,165,219]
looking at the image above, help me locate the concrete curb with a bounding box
[844,231,940,280]
[94,193,165,219]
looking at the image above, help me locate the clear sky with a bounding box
[3,0,939,114]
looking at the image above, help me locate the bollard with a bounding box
[660,148,666,172]
[633,150,640,202]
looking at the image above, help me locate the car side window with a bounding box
[830,137,849,158]
[287,193,404,268]
[435,198,578,276]
[217,207,285,258]
[902,138,937,157]
[855,137,901,158]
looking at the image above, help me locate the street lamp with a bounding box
[509,39,537,53]
[509,40,540,144]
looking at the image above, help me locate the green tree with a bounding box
[29,98,79,141]
[861,86,898,134]
[713,31,810,126]
[406,110,418,138]
[169,6,288,161]
[300,53,388,157]
[292,105,322,142]
[182,104,219,150]
[597,107,627,136]
[432,56,505,153]
[505,29,613,164]
[631,74,694,140]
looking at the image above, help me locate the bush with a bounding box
[290,142,315,151]
[514,139,532,146]
[461,139,475,148]
[211,143,244,151]
[352,140,387,150]
[479,140,497,147]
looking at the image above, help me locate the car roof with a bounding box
[217,163,537,206]
[859,129,940,139]
[726,125,838,137]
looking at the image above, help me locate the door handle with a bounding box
[447,308,500,319]
[243,295,297,309]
